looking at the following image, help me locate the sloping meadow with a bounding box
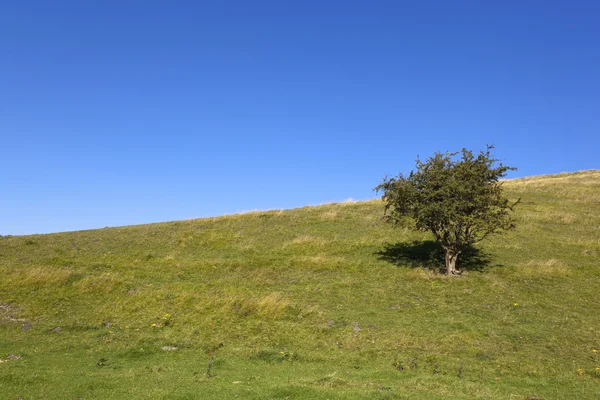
[0,171,599,399]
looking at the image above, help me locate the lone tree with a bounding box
[376,146,519,275]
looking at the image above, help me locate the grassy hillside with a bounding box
[1,171,599,399]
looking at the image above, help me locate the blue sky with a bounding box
[1,1,599,235]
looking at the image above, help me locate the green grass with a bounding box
[1,170,599,399]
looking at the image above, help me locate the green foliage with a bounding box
[376,146,518,273]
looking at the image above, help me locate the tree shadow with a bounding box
[376,240,492,272]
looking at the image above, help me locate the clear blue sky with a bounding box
[1,1,599,235]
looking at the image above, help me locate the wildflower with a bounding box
[513,303,518,307]
[163,313,171,319]
[593,349,598,353]
[577,368,584,376]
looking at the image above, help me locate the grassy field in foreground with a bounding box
[1,171,599,399]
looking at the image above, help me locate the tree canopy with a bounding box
[376,146,519,275]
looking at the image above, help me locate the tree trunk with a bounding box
[445,249,459,275]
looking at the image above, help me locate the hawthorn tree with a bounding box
[375,146,519,275]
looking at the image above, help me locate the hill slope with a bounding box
[1,171,599,399]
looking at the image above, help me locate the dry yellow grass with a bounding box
[0,302,25,324]
[518,209,578,224]
[255,292,291,317]
[238,268,280,285]
[216,292,291,318]
[283,235,328,247]
[320,210,339,220]
[297,254,347,267]
[519,259,572,277]
[506,170,600,186]
[73,273,124,293]
[9,267,73,287]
